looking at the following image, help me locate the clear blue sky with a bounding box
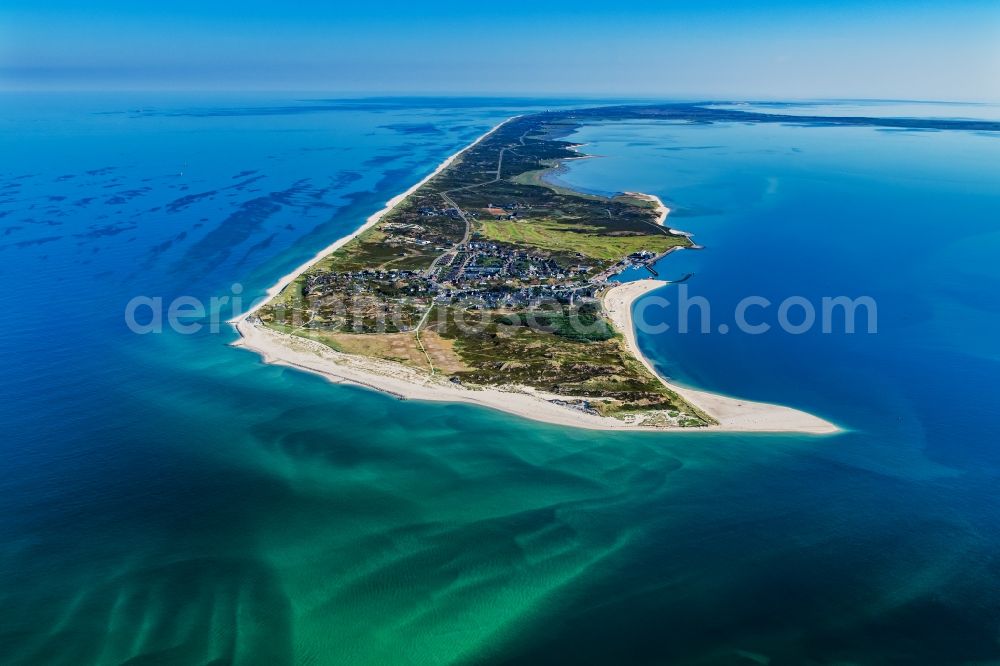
[2,0,998,100]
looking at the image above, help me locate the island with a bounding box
[233,105,845,433]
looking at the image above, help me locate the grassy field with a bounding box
[477,217,688,261]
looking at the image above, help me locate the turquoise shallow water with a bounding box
[1,95,999,665]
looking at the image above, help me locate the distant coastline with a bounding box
[232,113,839,434]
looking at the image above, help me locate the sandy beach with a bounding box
[231,121,839,434]
[624,191,671,226]
[234,282,837,433]
[233,317,738,432]
[602,279,839,433]
[237,116,520,320]
[622,190,695,239]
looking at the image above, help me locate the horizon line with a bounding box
[1,89,999,106]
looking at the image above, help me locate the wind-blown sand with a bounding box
[233,317,721,432]
[233,287,837,433]
[231,120,839,434]
[602,279,839,433]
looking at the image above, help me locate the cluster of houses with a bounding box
[294,201,665,322]
[304,269,435,299]
[484,201,527,220]
[437,283,601,310]
[416,205,463,219]
[440,242,591,286]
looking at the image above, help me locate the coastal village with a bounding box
[253,111,711,426]
[297,226,662,334]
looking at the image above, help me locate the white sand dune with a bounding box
[602,279,839,434]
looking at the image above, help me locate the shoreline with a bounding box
[601,279,839,433]
[233,290,838,433]
[231,119,839,434]
[236,116,520,321]
[623,190,698,243]
[623,191,671,226]
[232,317,743,432]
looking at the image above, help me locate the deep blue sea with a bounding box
[1,94,999,665]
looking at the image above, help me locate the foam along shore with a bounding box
[602,279,840,434]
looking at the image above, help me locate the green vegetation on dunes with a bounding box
[257,107,710,425]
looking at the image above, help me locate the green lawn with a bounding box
[478,217,688,261]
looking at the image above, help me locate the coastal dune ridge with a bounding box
[235,116,521,321]
[232,115,839,434]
